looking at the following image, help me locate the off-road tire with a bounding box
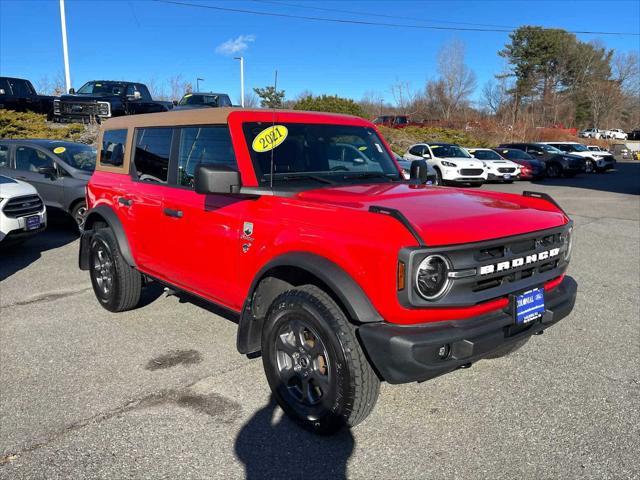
[261,285,380,434]
[89,227,142,312]
[484,337,530,359]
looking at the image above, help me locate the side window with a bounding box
[100,129,127,167]
[409,145,424,156]
[133,127,172,184]
[177,126,236,188]
[15,147,53,172]
[0,145,8,167]
[219,95,232,107]
[9,79,34,97]
[138,84,152,101]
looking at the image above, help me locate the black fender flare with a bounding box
[79,205,136,270]
[236,252,383,354]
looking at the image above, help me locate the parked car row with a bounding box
[578,127,630,140]
[400,141,616,186]
[1,76,234,124]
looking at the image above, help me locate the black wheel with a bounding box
[584,159,595,174]
[89,228,142,312]
[484,337,530,359]
[434,168,443,186]
[262,285,380,434]
[546,163,561,178]
[70,201,88,229]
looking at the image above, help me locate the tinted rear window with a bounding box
[100,129,127,167]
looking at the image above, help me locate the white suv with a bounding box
[403,143,487,185]
[543,142,615,173]
[0,175,47,244]
[604,129,628,140]
[466,148,521,182]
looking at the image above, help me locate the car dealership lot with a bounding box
[1,164,639,479]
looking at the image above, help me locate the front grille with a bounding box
[398,225,570,308]
[61,102,98,115]
[498,167,516,173]
[2,195,43,218]
[460,168,483,175]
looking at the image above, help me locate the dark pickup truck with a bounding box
[53,80,172,123]
[0,77,54,117]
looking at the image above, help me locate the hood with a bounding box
[0,175,38,197]
[294,183,567,246]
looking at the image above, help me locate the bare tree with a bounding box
[145,77,169,101]
[390,80,416,113]
[613,51,639,96]
[433,39,477,120]
[243,91,259,108]
[169,75,193,101]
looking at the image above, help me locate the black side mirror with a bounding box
[38,166,57,178]
[68,88,75,94]
[195,164,241,194]
[409,160,429,184]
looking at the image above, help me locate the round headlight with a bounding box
[415,254,451,300]
[563,227,573,260]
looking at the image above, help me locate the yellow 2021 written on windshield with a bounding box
[252,125,288,153]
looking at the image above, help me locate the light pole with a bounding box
[234,56,244,107]
[59,0,72,92]
[196,77,204,92]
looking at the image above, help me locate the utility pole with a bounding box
[196,78,204,92]
[59,0,72,93]
[234,56,244,107]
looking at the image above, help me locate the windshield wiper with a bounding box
[265,174,336,185]
[342,172,398,181]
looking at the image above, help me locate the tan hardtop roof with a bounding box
[101,107,363,129]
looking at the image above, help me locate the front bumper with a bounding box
[358,276,577,384]
[487,172,518,181]
[595,158,615,170]
[0,209,47,243]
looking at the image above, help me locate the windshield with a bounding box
[46,143,96,172]
[568,144,589,152]
[179,94,219,106]
[537,143,562,153]
[76,82,124,96]
[469,149,501,160]
[242,122,400,186]
[499,149,533,160]
[429,144,471,158]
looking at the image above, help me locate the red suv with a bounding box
[79,108,577,433]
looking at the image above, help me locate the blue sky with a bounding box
[1,0,638,105]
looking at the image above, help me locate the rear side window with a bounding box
[133,127,173,184]
[0,145,8,167]
[100,129,127,167]
[176,126,236,188]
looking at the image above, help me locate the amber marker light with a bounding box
[397,261,406,291]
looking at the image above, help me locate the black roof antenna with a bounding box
[269,70,278,189]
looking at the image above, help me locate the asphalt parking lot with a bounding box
[1,162,639,480]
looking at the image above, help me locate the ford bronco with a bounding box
[79,108,577,433]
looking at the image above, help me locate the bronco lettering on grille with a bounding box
[479,248,560,275]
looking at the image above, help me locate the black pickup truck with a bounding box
[53,80,172,123]
[0,77,54,117]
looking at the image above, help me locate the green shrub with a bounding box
[293,94,365,117]
[0,110,84,140]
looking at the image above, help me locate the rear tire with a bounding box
[89,228,142,312]
[70,200,88,230]
[546,163,561,178]
[261,285,380,434]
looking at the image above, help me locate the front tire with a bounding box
[261,285,380,434]
[584,159,595,174]
[89,228,142,312]
[546,163,561,178]
[70,201,88,229]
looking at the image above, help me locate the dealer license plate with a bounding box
[515,288,545,325]
[25,215,41,231]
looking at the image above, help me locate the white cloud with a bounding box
[215,34,255,56]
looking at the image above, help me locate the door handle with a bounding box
[118,197,133,207]
[163,207,183,218]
